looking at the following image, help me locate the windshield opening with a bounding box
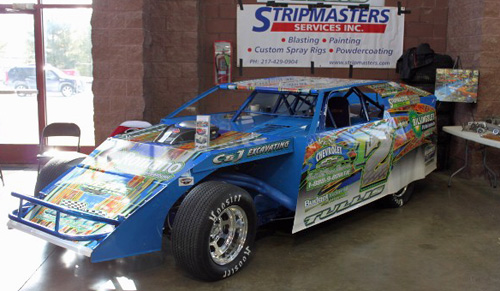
[172,90,249,117]
[240,92,317,119]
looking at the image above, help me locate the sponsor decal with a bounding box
[304,185,385,226]
[247,140,291,157]
[213,149,246,165]
[315,145,343,162]
[409,111,436,138]
[388,94,420,109]
[424,144,436,164]
[304,186,349,210]
[317,155,344,168]
[306,162,352,191]
[212,140,292,165]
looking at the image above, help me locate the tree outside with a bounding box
[44,12,92,77]
[23,9,92,77]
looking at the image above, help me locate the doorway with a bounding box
[0,1,93,164]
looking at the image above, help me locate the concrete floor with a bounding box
[1,166,500,291]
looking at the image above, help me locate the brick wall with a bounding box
[143,0,200,123]
[199,0,449,104]
[92,0,201,143]
[447,0,500,177]
[92,0,450,143]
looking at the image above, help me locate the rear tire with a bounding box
[171,181,256,281]
[379,182,415,208]
[34,153,86,198]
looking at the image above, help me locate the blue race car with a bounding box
[8,76,437,281]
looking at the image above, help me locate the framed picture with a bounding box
[434,69,479,103]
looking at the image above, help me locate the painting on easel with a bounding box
[435,69,479,103]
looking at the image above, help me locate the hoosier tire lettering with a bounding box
[208,194,242,222]
[222,246,252,278]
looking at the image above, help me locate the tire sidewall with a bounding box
[199,187,256,280]
[34,154,86,197]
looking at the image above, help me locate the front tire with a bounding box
[171,181,256,281]
[61,85,74,97]
[34,153,86,198]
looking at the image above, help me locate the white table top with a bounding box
[443,126,500,149]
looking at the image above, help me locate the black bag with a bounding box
[396,43,454,84]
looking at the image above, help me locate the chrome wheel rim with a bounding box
[209,205,248,265]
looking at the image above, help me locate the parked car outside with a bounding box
[5,65,84,97]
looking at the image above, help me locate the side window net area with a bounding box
[244,93,317,118]
[325,87,384,129]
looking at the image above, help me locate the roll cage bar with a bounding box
[323,87,384,130]
[231,92,317,122]
[167,84,384,134]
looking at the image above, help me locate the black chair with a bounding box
[327,97,351,128]
[37,122,81,172]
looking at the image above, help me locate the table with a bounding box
[443,126,499,188]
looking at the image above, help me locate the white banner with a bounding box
[256,0,385,6]
[237,5,404,68]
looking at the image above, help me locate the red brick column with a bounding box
[92,0,201,144]
[91,0,146,144]
[143,0,200,123]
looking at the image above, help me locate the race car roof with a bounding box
[220,76,385,94]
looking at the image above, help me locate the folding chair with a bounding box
[37,122,81,172]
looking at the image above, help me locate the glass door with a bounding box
[0,13,38,144]
[0,10,39,163]
[0,1,93,164]
[44,8,94,146]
